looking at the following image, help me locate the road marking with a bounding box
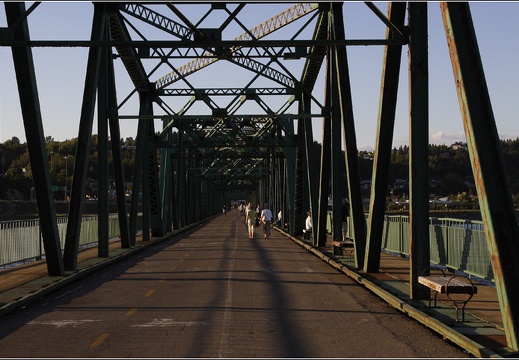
[90,333,109,348]
[131,319,205,327]
[28,319,100,328]
[145,290,155,297]
[126,308,138,316]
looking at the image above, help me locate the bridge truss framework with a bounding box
[1,1,518,350]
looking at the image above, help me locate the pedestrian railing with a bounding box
[0,214,142,268]
[1,213,494,283]
[380,215,493,281]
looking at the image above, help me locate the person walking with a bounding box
[260,203,273,240]
[246,203,256,239]
[255,205,261,228]
[303,211,312,240]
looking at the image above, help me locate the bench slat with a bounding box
[418,276,477,294]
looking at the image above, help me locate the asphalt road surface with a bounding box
[0,212,471,358]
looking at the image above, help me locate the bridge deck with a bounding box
[0,209,510,357]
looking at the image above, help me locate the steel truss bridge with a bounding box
[1,1,519,350]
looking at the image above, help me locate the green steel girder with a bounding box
[329,2,367,268]
[119,3,193,41]
[300,3,328,91]
[156,114,303,144]
[7,2,519,350]
[4,2,64,276]
[165,148,287,159]
[441,2,519,349]
[0,39,411,48]
[63,3,107,271]
[159,87,296,96]
[152,3,319,89]
[106,8,149,92]
[364,2,406,273]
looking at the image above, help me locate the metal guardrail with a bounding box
[328,213,493,282]
[0,214,142,268]
[380,215,493,281]
[1,213,494,283]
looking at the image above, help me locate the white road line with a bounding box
[28,319,100,328]
[131,319,206,327]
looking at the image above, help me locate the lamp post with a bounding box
[64,155,68,202]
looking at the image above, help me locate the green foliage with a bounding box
[0,136,139,200]
[2,137,519,204]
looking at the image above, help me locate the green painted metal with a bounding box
[129,93,148,244]
[364,2,406,273]
[301,93,319,245]
[160,124,173,234]
[329,40,343,244]
[4,2,64,276]
[98,23,110,258]
[316,104,331,248]
[147,112,163,237]
[441,2,519,350]
[107,53,131,250]
[63,3,106,271]
[4,1,518,349]
[408,2,430,300]
[329,3,367,268]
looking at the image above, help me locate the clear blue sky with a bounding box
[0,2,517,152]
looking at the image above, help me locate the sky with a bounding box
[0,1,518,152]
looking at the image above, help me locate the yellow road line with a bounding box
[90,333,109,348]
[126,308,138,316]
[145,290,155,297]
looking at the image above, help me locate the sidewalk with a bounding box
[279,228,516,358]
[0,224,516,358]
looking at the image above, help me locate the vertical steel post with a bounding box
[316,49,332,248]
[129,93,149,244]
[146,107,162,237]
[408,2,430,300]
[97,19,110,258]
[177,132,186,228]
[301,92,318,244]
[160,125,173,234]
[106,49,130,249]
[317,107,331,247]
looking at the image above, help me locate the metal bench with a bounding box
[418,270,477,322]
[331,239,354,260]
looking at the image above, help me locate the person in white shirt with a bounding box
[305,211,312,230]
[303,211,312,239]
[260,203,273,240]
